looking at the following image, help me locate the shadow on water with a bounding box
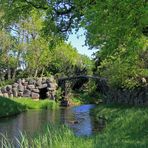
[0,104,106,143]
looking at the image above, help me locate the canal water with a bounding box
[0,104,102,141]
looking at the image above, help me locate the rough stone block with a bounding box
[23,82,28,86]
[12,88,18,97]
[17,78,22,84]
[18,84,24,92]
[48,83,57,89]
[39,84,47,89]
[23,89,31,97]
[1,87,7,93]
[46,91,51,98]
[32,89,39,93]
[3,93,9,98]
[18,92,23,97]
[28,79,36,85]
[46,77,54,83]
[36,78,42,86]
[12,83,18,88]
[6,85,12,91]
[42,79,46,84]
[21,78,26,84]
[27,85,35,90]
[31,92,39,99]
[47,87,55,91]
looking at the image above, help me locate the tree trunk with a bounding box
[34,68,38,78]
[41,67,45,77]
[7,67,11,80]
[12,68,17,80]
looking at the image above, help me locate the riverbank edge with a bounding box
[0,96,58,118]
[90,104,148,147]
[0,93,87,118]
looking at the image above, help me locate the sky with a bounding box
[67,28,96,58]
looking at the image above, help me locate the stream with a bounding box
[0,104,103,141]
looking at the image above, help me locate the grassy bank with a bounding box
[13,98,58,110]
[91,104,148,147]
[0,97,26,118]
[1,104,147,147]
[0,97,58,118]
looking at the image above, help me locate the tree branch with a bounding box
[23,0,48,10]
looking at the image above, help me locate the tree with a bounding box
[0,29,16,80]
[79,0,147,88]
[1,0,147,89]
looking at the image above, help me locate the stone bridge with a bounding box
[58,75,107,106]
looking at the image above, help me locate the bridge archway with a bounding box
[58,75,105,106]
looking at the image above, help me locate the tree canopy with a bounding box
[0,0,148,89]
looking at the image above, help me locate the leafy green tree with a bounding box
[25,37,52,77]
[80,0,148,88]
[0,29,16,80]
[47,41,93,77]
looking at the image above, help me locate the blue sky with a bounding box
[67,28,96,58]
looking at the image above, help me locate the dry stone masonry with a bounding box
[0,77,58,100]
[96,79,148,106]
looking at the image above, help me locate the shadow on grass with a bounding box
[0,96,26,118]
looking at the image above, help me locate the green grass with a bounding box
[72,92,101,104]
[1,104,147,148]
[0,97,26,118]
[13,98,58,110]
[0,125,93,148]
[91,104,148,148]
[70,97,82,105]
[0,97,58,118]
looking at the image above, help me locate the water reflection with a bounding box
[0,104,101,140]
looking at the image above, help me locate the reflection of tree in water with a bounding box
[60,108,66,124]
[59,108,75,125]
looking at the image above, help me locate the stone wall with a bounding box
[0,77,58,100]
[96,79,148,106]
[104,87,148,106]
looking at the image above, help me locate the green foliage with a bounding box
[55,87,62,101]
[98,39,148,89]
[72,92,101,104]
[48,42,93,77]
[0,97,26,118]
[82,0,148,89]
[0,79,14,87]
[49,42,80,76]
[99,52,140,89]
[80,55,94,75]
[83,0,147,51]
